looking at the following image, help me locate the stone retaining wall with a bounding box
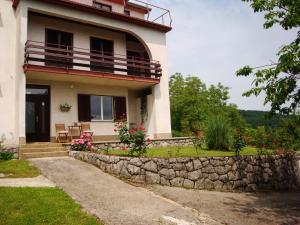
[0,146,19,159]
[70,151,300,192]
[65,137,193,151]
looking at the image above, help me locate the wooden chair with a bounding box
[55,124,69,143]
[80,123,93,141]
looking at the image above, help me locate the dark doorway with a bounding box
[90,37,114,73]
[45,29,73,68]
[26,85,50,142]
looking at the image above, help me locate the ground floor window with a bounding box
[78,94,126,122]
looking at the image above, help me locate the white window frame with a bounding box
[91,95,113,122]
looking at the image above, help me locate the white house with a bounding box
[0,0,172,149]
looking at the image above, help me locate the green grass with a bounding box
[0,160,40,178]
[0,187,102,225]
[104,146,270,158]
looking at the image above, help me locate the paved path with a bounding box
[29,157,219,225]
[148,185,300,225]
[0,175,55,187]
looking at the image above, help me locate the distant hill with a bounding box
[239,110,283,128]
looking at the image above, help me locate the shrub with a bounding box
[205,116,232,150]
[0,135,13,160]
[114,115,149,156]
[70,133,93,151]
[0,152,14,160]
[232,128,246,156]
[191,136,205,155]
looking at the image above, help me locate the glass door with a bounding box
[26,85,50,142]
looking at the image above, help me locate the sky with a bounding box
[150,0,296,110]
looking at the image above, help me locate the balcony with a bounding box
[24,41,162,86]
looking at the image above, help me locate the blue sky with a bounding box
[151,0,296,110]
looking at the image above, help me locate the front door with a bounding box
[26,85,50,142]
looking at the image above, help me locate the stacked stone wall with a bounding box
[70,151,300,191]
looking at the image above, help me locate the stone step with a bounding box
[21,151,69,159]
[20,143,63,148]
[20,147,66,153]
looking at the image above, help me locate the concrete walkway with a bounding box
[29,157,219,225]
[0,175,55,187]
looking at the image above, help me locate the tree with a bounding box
[236,0,300,115]
[169,73,246,135]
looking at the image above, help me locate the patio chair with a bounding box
[55,124,69,143]
[80,123,94,141]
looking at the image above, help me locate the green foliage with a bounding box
[239,110,284,128]
[233,128,246,156]
[248,115,300,153]
[237,0,300,114]
[0,152,14,161]
[191,136,205,155]
[114,117,149,156]
[169,73,246,135]
[205,117,233,151]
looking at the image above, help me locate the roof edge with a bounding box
[13,0,172,33]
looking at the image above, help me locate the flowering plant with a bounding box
[114,113,150,156]
[70,133,93,151]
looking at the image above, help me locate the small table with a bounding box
[68,125,82,140]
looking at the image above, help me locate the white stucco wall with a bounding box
[0,0,18,145]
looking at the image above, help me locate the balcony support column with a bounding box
[15,3,28,144]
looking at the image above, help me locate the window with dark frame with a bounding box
[78,94,126,122]
[93,1,112,11]
[90,37,114,73]
[124,10,130,16]
[45,29,73,68]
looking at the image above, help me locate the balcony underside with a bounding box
[24,65,159,90]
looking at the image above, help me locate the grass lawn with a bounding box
[0,187,102,225]
[104,146,271,158]
[0,160,40,178]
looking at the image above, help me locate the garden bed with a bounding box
[70,151,300,192]
[100,146,270,158]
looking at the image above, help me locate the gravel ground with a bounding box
[147,185,300,225]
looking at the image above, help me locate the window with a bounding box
[124,10,130,16]
[78,94,126,122]
[45,29,73,68]
[93,1,112,11]
[90,37,114,73]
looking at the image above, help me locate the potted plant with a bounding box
[59,103,72,112]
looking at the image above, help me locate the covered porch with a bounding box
[25,71,156,143]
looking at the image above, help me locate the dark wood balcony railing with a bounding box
[24,40,162,79]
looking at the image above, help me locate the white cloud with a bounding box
[152,0,296,110]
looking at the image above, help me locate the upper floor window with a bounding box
[93,1,112,11]
[124,10,130,16]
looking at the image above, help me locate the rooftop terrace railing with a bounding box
[127,0,172,27]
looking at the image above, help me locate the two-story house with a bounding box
[0,0,172,150]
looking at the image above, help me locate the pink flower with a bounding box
[120,146,127,151]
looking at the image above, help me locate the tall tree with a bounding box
[236,0,300,114]
[169,73,245,135]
